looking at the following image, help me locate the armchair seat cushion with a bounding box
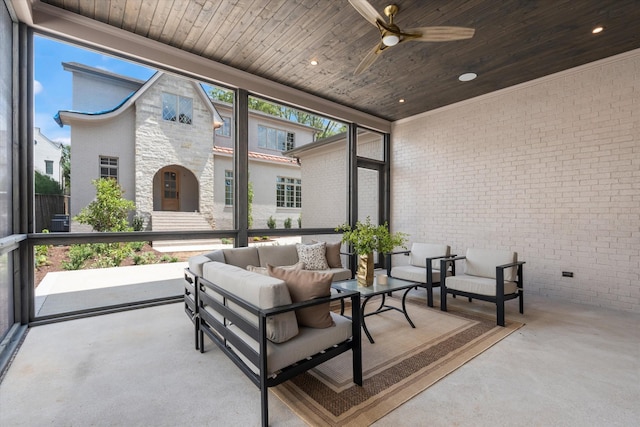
[445,274,518,296]
[391,265,443,284]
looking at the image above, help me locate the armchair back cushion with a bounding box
[409,243,451,269]
[464,248,518,281]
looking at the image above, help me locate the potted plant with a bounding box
[336,217,408,286]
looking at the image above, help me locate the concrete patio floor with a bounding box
[1,290,638,426]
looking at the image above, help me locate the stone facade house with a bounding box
[55,63,316,231]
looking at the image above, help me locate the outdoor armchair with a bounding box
[440,248,524,326]
[387,242,453,307]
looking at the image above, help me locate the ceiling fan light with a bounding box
[382,34,400,46]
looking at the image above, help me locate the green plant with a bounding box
[132,215,145,231]
[298,215,302,228]
[261,236,269,241]
[35,171,63,195]
[159,254,178,263]
[248,179,254,228]
[221,238,232,245]
[74,178,135,232]
[35,229,51,267]
[129,241,146,252]
[284,217,292,229]
[62,243,95,270]
[336,216,408,255]
[253,236,262,241]
[267,216,276,229]
[133,252,157,265]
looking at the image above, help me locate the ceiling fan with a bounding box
[349,0,475,75]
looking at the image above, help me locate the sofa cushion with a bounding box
[312,240,343,268]
[268,265,334,328]
[222,247,260,269]
[203,262,299,343]
[229,312,352,375]
[257,244,299,267]
[247,262,304,275]
[445,274,518,296]
[188,254,214,278]
[327,267,352,282]
[296,242,329,270]
[409,243,451,269]
[464,248,517,281]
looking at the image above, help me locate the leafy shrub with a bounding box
[62,244,95,270]
[129,241,146,252]
[267,216,276,229]
[284,217,292,229]
[221,238,232,245]
[74,178,135,232]
[298,215,302,228]
[35,171,62,195]
[132,215,145,231]
[159,255,178,263]
[133,252,157,265]
[35,229,51,267]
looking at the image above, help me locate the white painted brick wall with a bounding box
[391,51,640,313]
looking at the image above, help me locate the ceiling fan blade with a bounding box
[349,0,385,27]
[354,43,385,75]
[405,26,475,42]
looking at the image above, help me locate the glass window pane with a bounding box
[162,93,177,121]
[357,128,384,161]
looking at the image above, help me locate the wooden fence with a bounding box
[35,194,69,232]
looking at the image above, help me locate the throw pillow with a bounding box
[247,262,305,276]
[296,242,329,270]
[312,240,343,268]
[267,265,335,328]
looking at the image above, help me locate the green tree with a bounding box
[248,179,254,228]
[207,88,346,139]
[74,178,135,232]
[34,171,63,195]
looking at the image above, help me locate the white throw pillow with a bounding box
[296,242,329,270]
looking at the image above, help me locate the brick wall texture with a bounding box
[391,51,639,313]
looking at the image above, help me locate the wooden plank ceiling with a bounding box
[40,0,640,121]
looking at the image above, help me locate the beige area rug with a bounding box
[273,296,523,426]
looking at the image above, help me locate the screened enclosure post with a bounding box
[234,88,249,247]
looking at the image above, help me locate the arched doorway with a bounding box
[153,166,199,212]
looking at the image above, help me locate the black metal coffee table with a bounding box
[332,276,418,343]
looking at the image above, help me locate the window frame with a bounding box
[216,116,231,137]
[258,124,295,151]
[162,92,193,125]
[276,176,302,208]
[99,156,119,181]
[224,169,233,206]
[44,160,53,175]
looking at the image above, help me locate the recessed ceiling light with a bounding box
[459,72,477,82]
[592,26,604,34]
[399,99,405,103]
[310,59,318,66]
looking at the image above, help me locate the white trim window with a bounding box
[276,177,301,208]
[45,160,53,175]
[258,125,295,151]
[224,170,233,206]
[99,156,118,181]
[162,92,193,124]
[216,116,231,137]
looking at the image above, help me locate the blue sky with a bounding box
[34,35,156,144]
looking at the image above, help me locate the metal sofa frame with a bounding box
[197,274,362,427]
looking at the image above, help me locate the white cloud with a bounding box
[34,80,43,95]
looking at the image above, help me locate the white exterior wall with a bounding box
[249,160,301,229]
[34,127,62,184]
[134,75,215,224]
[69,110,135,222]
[296,143,348,228]
[391,51,640,313]
[64,63,142,112]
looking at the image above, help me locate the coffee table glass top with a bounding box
[332,276,416,296]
